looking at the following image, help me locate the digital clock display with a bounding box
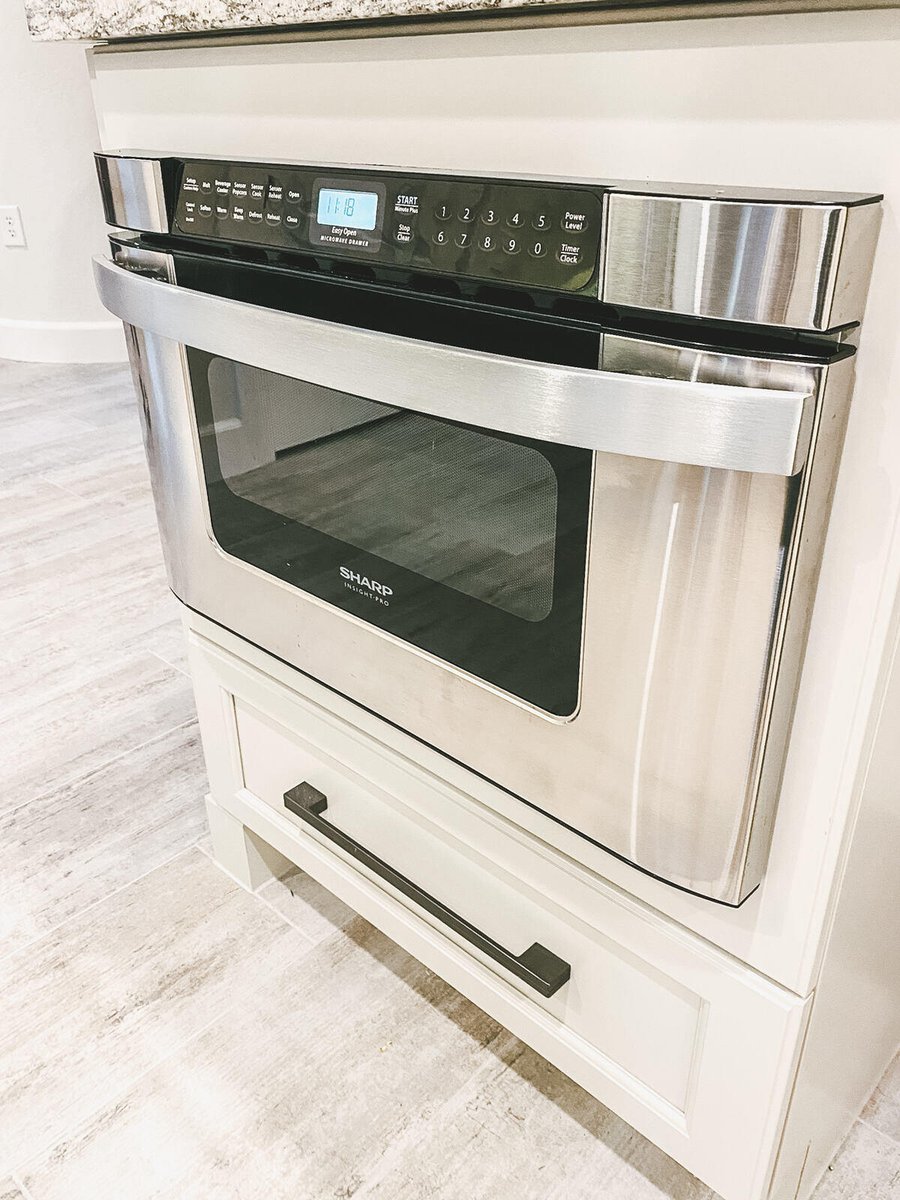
[316,188,379,230]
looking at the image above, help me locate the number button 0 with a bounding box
[433,228,450,246]
[532,213,551,231]
[528,239,548,258]
[481,209,498,226]
[502,235,521,255]
[455,231,471,249]
[479,233,497,252]
[458,205,476,223]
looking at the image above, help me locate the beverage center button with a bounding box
[435,203,452,221]
[532,213,551,231]
[557,242,583,265]
[561,211,588,233]
[214,179,231,195]
[286,187,303,205]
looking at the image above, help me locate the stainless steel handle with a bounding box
[284,781,571,998]
[94,254,815,476]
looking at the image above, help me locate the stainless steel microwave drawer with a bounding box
[187,618,810,1200]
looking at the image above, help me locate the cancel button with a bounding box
[557,242,583,266]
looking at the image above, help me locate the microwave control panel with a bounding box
[173,159,605,294]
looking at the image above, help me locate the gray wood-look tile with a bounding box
[0,721,207,956]
[813,1120,900,1199]
[862,1053,900,1144]
[0,848,311,1176]
[16,912,514,1200]
[0,650,197,815]
[259,865,359,945]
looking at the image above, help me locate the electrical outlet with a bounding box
[0,206,26,248]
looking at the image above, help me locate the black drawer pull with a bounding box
[283,781,571,998]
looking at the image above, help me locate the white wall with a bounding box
[0,0,124,361]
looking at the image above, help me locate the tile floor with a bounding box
[0,357,897,1200]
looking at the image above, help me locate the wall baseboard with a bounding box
[0,318,127,364]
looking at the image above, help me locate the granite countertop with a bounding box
[24,0,896,46]
[25,0,634,41]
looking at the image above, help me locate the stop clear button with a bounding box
[557,242,583,266]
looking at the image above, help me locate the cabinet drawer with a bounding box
[188,622,809,1200]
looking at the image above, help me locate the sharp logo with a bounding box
[339,567,394,606]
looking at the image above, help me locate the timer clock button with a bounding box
[528,239,548,258]
[532,213,551,231]
[557,243,584,265]
[481,208,498,226]
[478,232,497,252]
[433,228,450,246]
[502,235,521,255]
[434,203,452,221]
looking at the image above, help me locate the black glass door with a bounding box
[178,256,594,715]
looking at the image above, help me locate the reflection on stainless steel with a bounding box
[94,256,814,477]
[601,193,881,330]
[95,154,168,234]
[106,264,848,904]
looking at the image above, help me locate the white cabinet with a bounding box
[187,615,817,1200]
